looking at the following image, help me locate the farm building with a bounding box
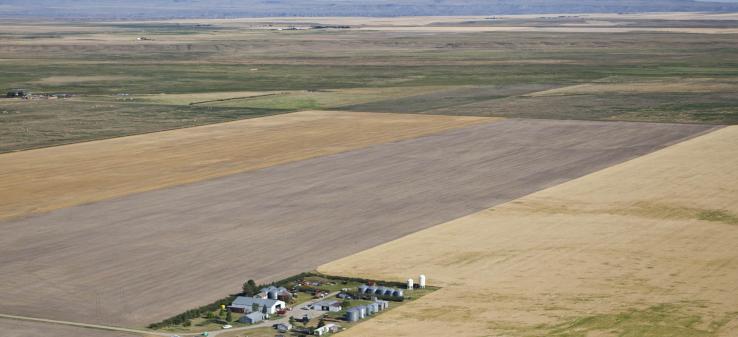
[314,323,340,336]
[345,300,388,322]
[239,312,266,324]
[276,322,292,332]
[229,296,285,314]
[6,89,29,98]
[375,299,389,311]
[260,285,293,301]
[358,284,403,297]
[311,299,342,312]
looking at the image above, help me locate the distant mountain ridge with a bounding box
[2,0,738,19]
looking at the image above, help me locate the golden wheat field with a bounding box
[320,126,738,337]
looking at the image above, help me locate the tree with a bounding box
[289,316,296,326]
[317,317,326,328]
[206,312,215,319]
[225,310,232,322]
[252,303,260,312]
[242,279,258,296]
[183,320,191,327]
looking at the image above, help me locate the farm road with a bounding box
[0,119,717,327]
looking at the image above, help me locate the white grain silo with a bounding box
[407,278,414,290]
[419,274,426,289]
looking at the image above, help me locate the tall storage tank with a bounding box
[419,274,426,289]
[407,278,414,290]
[268,290,278,299]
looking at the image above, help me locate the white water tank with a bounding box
[407,278,414,290]
[419,274,426,289]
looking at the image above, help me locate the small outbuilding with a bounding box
[311,300,342,312]
[275,322,292,332]
[239,312,266,324]
[313,323,340,336]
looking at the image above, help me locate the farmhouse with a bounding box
[239,311,266,324]
[229,296,285,314]
[311,299,342,312]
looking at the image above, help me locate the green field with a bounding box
[1,19,738,152]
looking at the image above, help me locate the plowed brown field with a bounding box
[0,110,490,221]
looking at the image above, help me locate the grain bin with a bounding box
[419,274,426,288]
[358,284,369,294]
[365,304,375,315]
[394,289,404,297]
[345,308,360,322]
[407,278,414,290]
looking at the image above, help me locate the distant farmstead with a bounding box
[6,89,29,97]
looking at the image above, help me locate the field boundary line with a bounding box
[189,92,285,105]
[0,313,166,336]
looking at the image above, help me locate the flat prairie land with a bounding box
[320,126,738,337]
[0,119,712,327]
[2,16,738,152]
[358,26,738,34]
[0,110,489,221]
